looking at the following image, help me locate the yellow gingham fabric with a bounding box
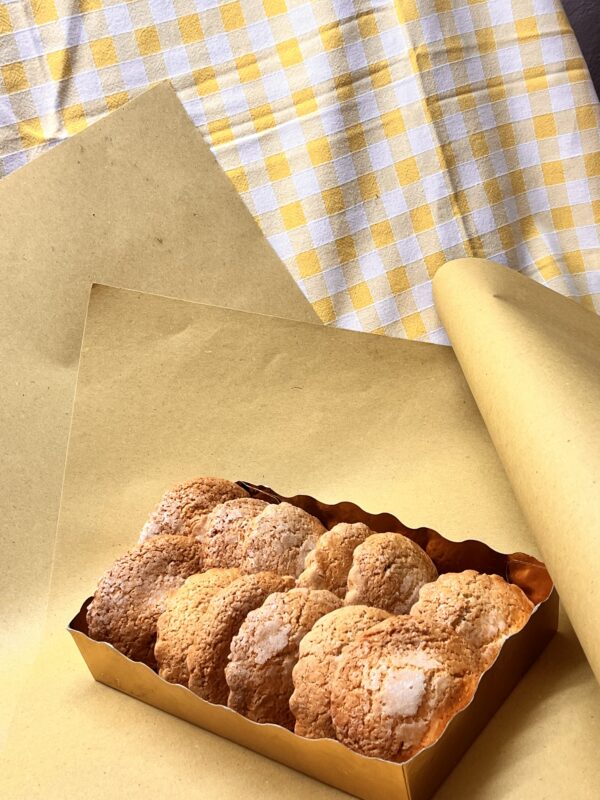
[1,0,599,341]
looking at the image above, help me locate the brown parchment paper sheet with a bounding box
[3,285,598,799]
[0,82,316,739]
[433,258,600,683]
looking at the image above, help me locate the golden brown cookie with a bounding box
[345,532,437,614]
[297,522,374,598]
[226,587,341,729]
[330,615,481,761]
[242,502,326,578]
[410,570,534,668]
[290,605,392,738]
[86,535,204,668]
[138,477,247,541]
[195,497,269,569]
[155,567,241,684]
[186,572,294,704]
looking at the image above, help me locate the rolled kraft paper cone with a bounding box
[433,257,600,682]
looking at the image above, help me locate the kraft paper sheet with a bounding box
[434,258,600,682]
[3,283,599,799]
[0,82,315,739]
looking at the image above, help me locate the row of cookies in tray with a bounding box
[140,477,439,613]
[87,477,535,762]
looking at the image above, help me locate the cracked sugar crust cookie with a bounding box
[345,532,438,615]
[297,522,374,598]
[410,570,534,668]
[330,615,481,762]
[86,535,204,669]
[138,477,248,542]
[186,572,295,704]
[155,567,241,684]
[242,502,326,578]
[196,498,269,569]
[290,605,392,739]
[226,587,341,729]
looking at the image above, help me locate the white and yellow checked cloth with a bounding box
[1,0,599,340]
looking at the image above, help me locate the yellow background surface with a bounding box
[3,284,598,799]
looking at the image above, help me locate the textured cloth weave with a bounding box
[1,0,599,340]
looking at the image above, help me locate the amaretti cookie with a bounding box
[195,497,268,569]
[345,532,437,614]
[226,588,341,729]
[290,605,391,738]
[410,570,534,668]
[242,502,326,578]
[330,616,481,761]
[186,572,294,704]
[139,476,247,541]
[155,567,241,684]
[297,522,374,598]
[86,535,203,668]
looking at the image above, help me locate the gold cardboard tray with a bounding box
[69,484,558,800]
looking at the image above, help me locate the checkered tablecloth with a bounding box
[1,0,599,341]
